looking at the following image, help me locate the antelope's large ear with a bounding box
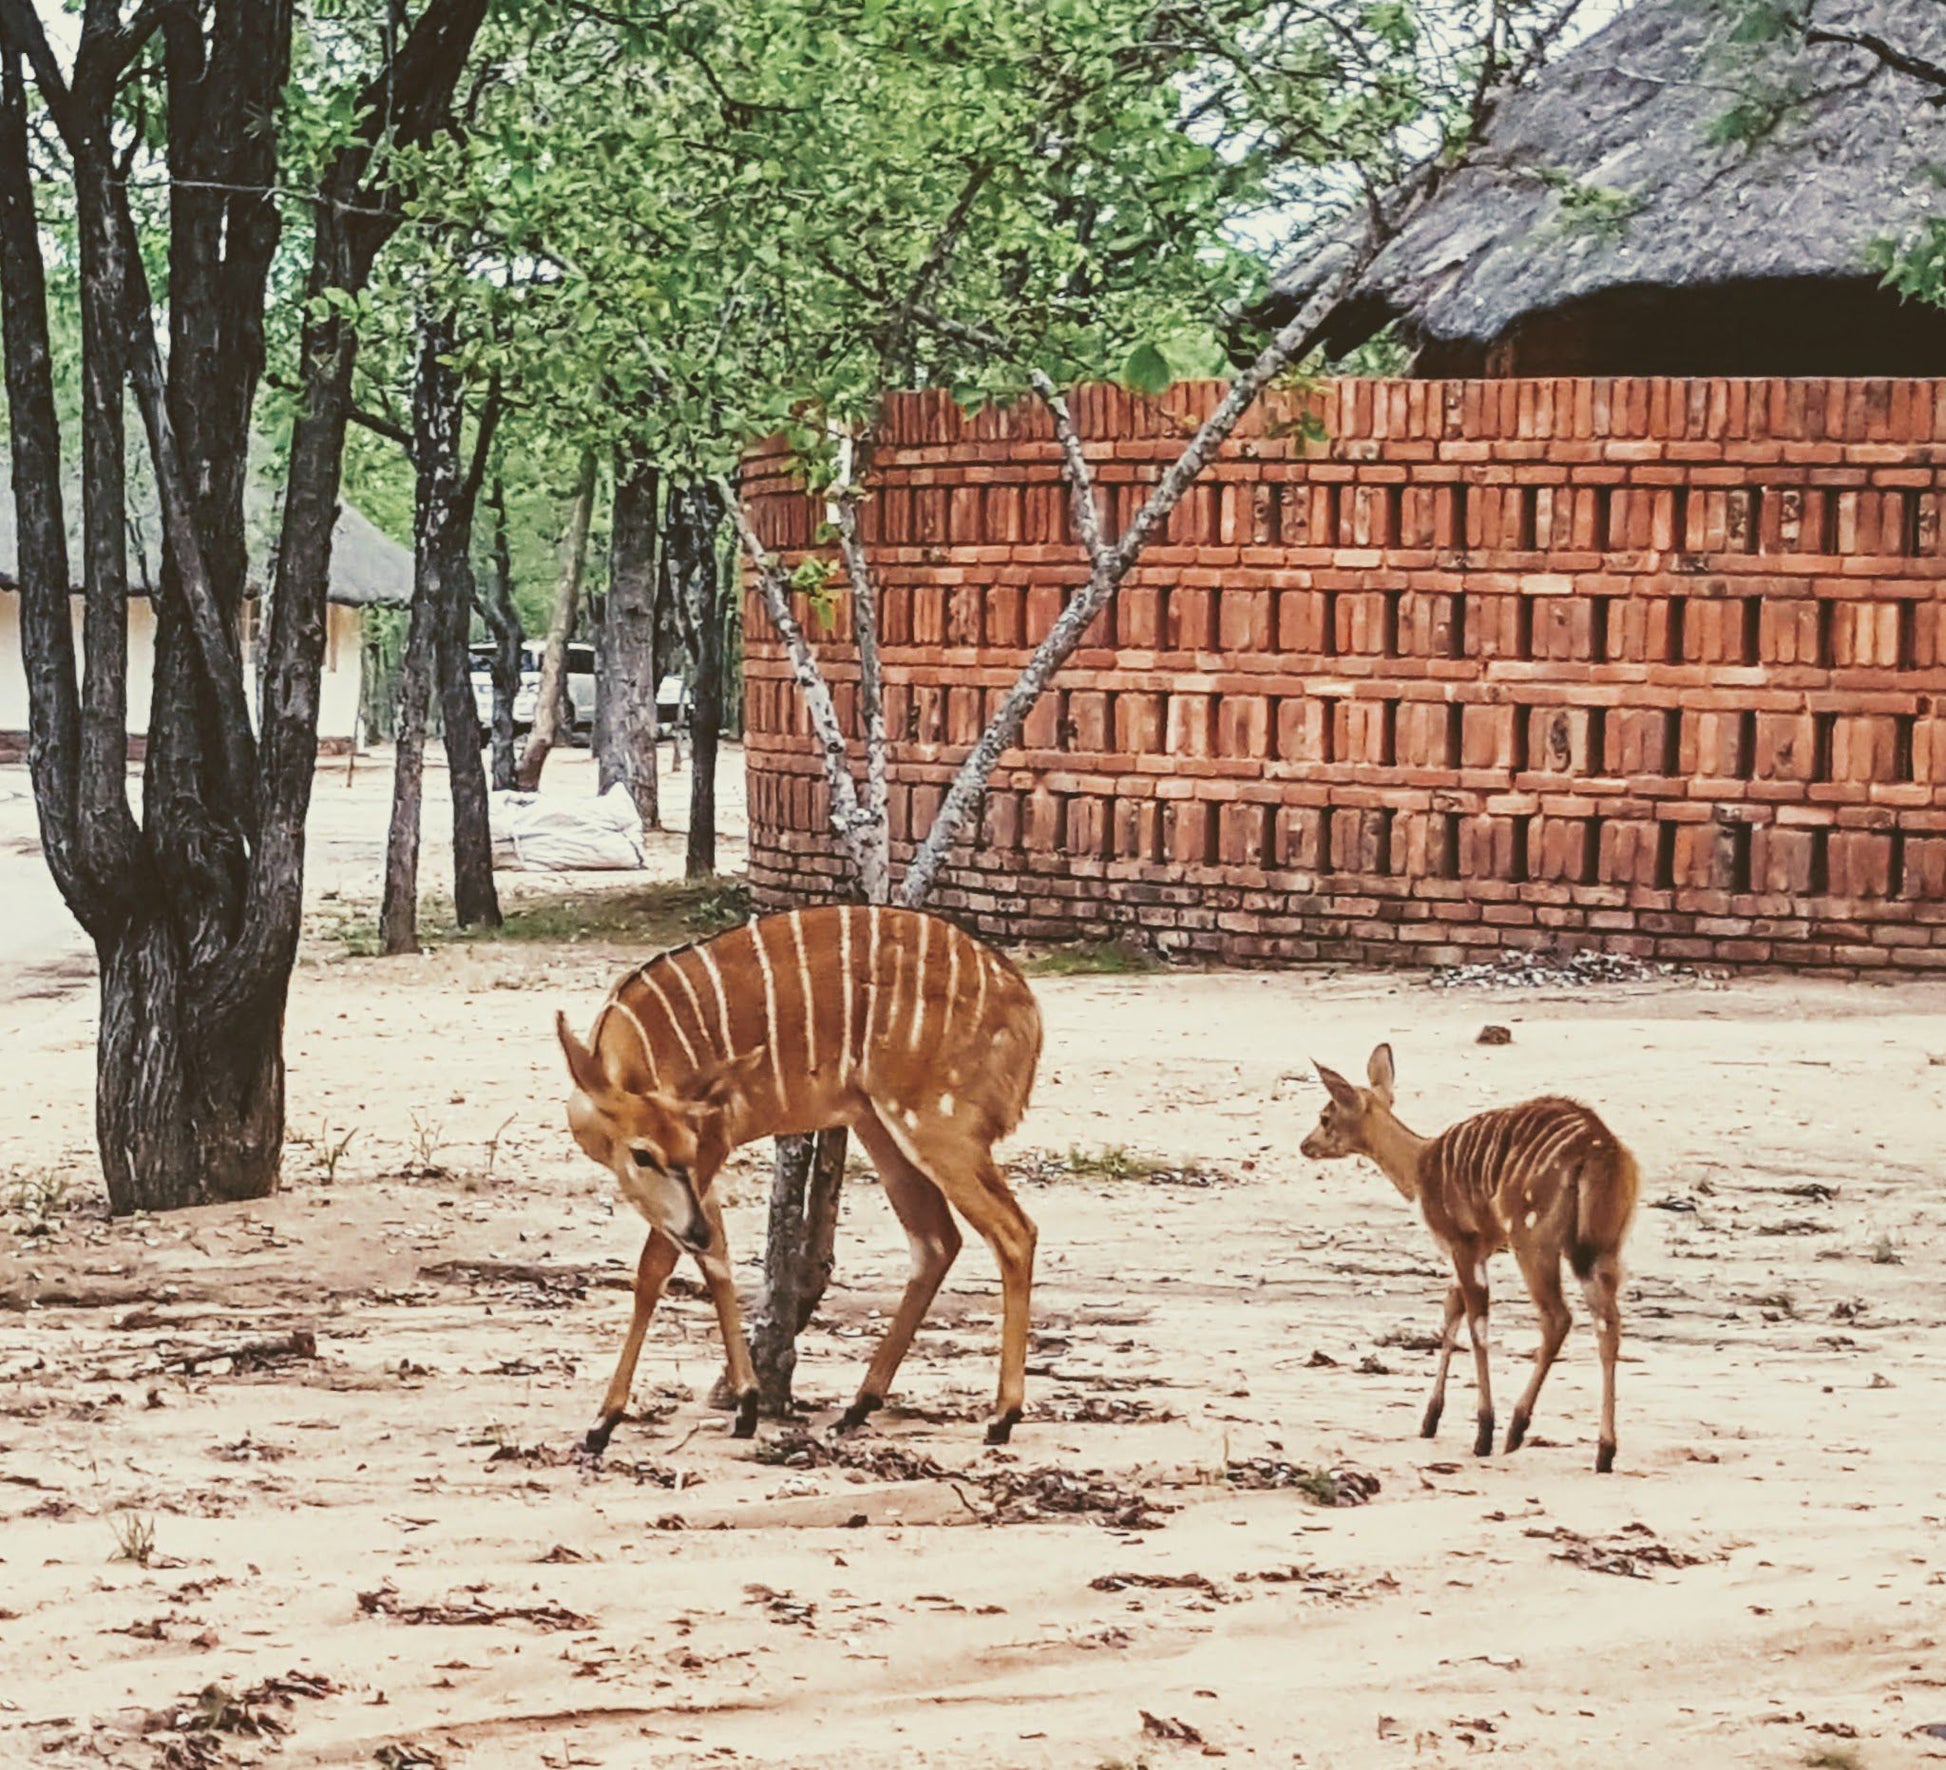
[685,1045,769,1116]
[556,1011,610,1099]
[1367,1043,1396,1104]
[1314,1061,1361,1111]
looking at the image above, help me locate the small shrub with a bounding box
[110,1510,157,1566]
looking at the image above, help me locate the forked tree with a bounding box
[710,0,1593,1409]
[0,0,488,1212]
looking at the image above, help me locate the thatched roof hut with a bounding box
[0,451,412,607]
[1263,0,1946,375]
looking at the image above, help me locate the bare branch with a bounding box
[1026,369,1112,571]
[899,247,1367,907]
[720,478,876,893]
[830,487,889,902]
[1805,25,1946,94]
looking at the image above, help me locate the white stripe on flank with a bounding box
[838,906,855,1084]
[751,920,785,1097]
[939,925,961,1050]
[788,908,817,1072]
[666,952,715,1059]
[697,942,736,1059]
[639,971,698,1069]
[862,906,883,1083]
[971,942,989,1037]
[910,914,930,1048]
[611,995,657,1081]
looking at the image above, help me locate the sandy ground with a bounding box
[2,747,1945,1768]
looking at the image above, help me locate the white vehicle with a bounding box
[469,644,685,744]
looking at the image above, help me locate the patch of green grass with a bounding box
[1019,937,1159,978]
[322,877,750,959]
[1062,1143,1152,1180]
[6,1169,72,1222]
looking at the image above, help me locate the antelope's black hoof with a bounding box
[835,1393,883,1435]
[1504,1412,1530,1455]
[581,1416,618,1458]
[1473,1413,1495,1458]
[733,1391,760,1439]
[984,1406,1022,1446]
[1596,1440,1616,1475]
[1420,1402,1443,1439]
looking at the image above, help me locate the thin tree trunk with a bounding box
[676,481,726,880]
[428,344,500,929]
[515,447,596,791]
[599,445,660,827]
[379,570,438,955]
[747,1126,848,1415]
[478,475,522,790]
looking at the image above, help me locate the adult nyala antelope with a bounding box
[555,904,1043,1452]
[1301,1045,1638,1472]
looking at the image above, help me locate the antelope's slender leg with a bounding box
[1421,1284,1466,1439]
[1578,1250,1625,1473]
[936,1157,1038,1446]
[585,1229,682,1455]
[692,1192,760,1438]
[834,1109,962,1433]
[1505,1239,1573,1455]
[1455,1250,1494,1457]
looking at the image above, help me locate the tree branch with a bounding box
[1026,370,1111,571]
[899,247,1368,907]
[830,486,889,902]
[719,478,876,892]
[1805,25,1946,94]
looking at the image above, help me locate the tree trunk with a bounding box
[478,475,522,791]
[378,573,438,955]
[670,479,726,880]
[515,447,597,791]
[748,1126,848,1415]
[424,328,500,930]
[599,445,660,827]
[96,914,284,1213]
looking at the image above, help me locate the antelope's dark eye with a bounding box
[631,1148,657,1169]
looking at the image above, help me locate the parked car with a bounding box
[469,644,685,745]
[469,641,594,743]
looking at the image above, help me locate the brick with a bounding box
[743,375,1946,974]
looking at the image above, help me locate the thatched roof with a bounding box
[0,449,412,608]
[1263,0,1946,361]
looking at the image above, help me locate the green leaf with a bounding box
[1121,341,1174,397]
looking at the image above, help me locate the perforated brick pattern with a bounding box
[741,377,1946,970]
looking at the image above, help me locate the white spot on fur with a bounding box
[937,1092,955,1116]
[903,1108,920,1129]
[1523,1210,1538,1229]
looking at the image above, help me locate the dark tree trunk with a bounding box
[96,915,285,1212]
[668,480,726,880]
[0,0,488,1212]
[425,326,500,929]
[380,315,501,951]
[599,445,660,827]
[515,447,597,791]
[478,476,522,791]
[379,576,438,956]
[748,1126,848,1415]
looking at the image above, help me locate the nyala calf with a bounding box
[1302,1044,1638,1472]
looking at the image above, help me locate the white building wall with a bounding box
[0,593,367,746]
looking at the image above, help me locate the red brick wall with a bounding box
[742,377,1946,971]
